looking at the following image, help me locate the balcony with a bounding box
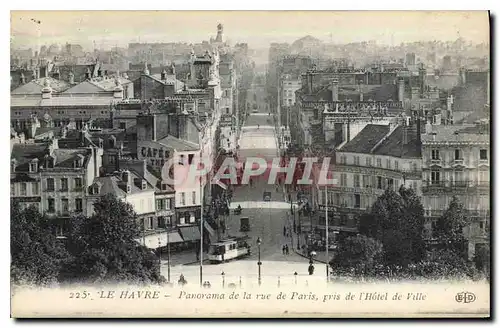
[453,158,464,165]
[430,158,442,165]
[422,180,488,193]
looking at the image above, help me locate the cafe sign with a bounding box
[138,142,172,168]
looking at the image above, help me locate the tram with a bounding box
[207,236,251,264]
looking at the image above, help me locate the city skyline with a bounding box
[11,11,490,51]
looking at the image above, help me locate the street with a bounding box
[162,75,323,286]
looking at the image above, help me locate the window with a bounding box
[20,183,27,196]
[412,181,418,190]
[46,178,55,191]
[29,162,38,173]
[60,178,68,192]
[47,198,55,212]
[156,199,165,211]
[354,194,361,208]
[32,182,39,195]
[74,178,83,190]
[119,122,126,129]
[188,154,194,165]
[431,149,440,160]
[363,175,370,188]
[431,170,441,184]
[455,149,462,160]
[376,158,382,167]
[377,176,382,189]
[479,170,489,185]
[180,192,185,205]
[354,156,360,166]
[353,174,360,187]
[75,198,83,212]
[386,159,391,169]
[165,199,171,209]
[11,184,15,196]
[412,163,418,172]
[192,191,196,205]
[61,198,69,214]
[179,155,185,165]
[480,149,488,160]
[340,156,346,164]
[340,173,347,186]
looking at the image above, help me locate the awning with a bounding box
[137,231,184,249]
[179,226,201,242]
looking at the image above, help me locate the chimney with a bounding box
[425,120,433,134]
[69,71,75,84]
[36,66,40,79]
[161,68,167,81]
[20,72,26,84]
[447,95,453,113]
[143,62,150,75]
[122,72,129,79]
[177,112,189,141]
[41,78,52,99]
[358,80,364,102]
[113,78,124,99]
[398,79,405,102]
[85,67,91,80]
[122,170,131,193]
[331,79,339,102]
[460,67,466,84]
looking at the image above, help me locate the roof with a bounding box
[425,74,460,91]
[372,126,422,158]
[421,124,490,143]
[157,135,199,152]
[11,143,49,170]
[92,170,154,198]
[301,84,398,102]
[340,124,390,153]
[11,96,113,107]
[34,126,62,137]
[178,226,201,242]
[52,148,91,168]
[149,74,185,88]
[11,77,71,95]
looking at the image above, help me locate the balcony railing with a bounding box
[422,180,490,190]
[425,209,490,218]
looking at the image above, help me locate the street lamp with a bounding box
[221,271,225,288]
[256,237,262,286]
[294,271,298,285]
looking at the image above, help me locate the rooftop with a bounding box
[11,142,49,170]
[92,170,155,198]
[11,96,113,107]
[157,135,199,152]
[339,124,390,153]
[372,125,422,158]
[51,148,91,168]
[421,124,490,143]
[11,77,71,95]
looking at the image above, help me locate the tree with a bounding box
[331,235,383,275]
[434,196,470,257]
[359,187,426,266]
[11,201,68,286]
[473,245,490,280]
[62,194,164,284]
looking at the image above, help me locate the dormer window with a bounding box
[29,159,39,173]
[73,154,85,168]
[126,185,131,193]
[89,183,100,195]
[161,183,168,191]
[141,180,147,190]
[179,154,185,165]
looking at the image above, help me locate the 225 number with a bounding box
[69,291,90,299]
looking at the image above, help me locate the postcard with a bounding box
[10,10,490,318]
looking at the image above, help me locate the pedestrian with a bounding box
[285,244,289,255]
[282,245,286,255]
[283,226,287,236]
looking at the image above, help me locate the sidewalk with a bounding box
[284,215,330,264]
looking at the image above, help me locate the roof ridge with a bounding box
[370,124,400,153]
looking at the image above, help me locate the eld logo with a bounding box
[455,292,476,304]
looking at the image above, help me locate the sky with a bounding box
[10,11,490,50]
